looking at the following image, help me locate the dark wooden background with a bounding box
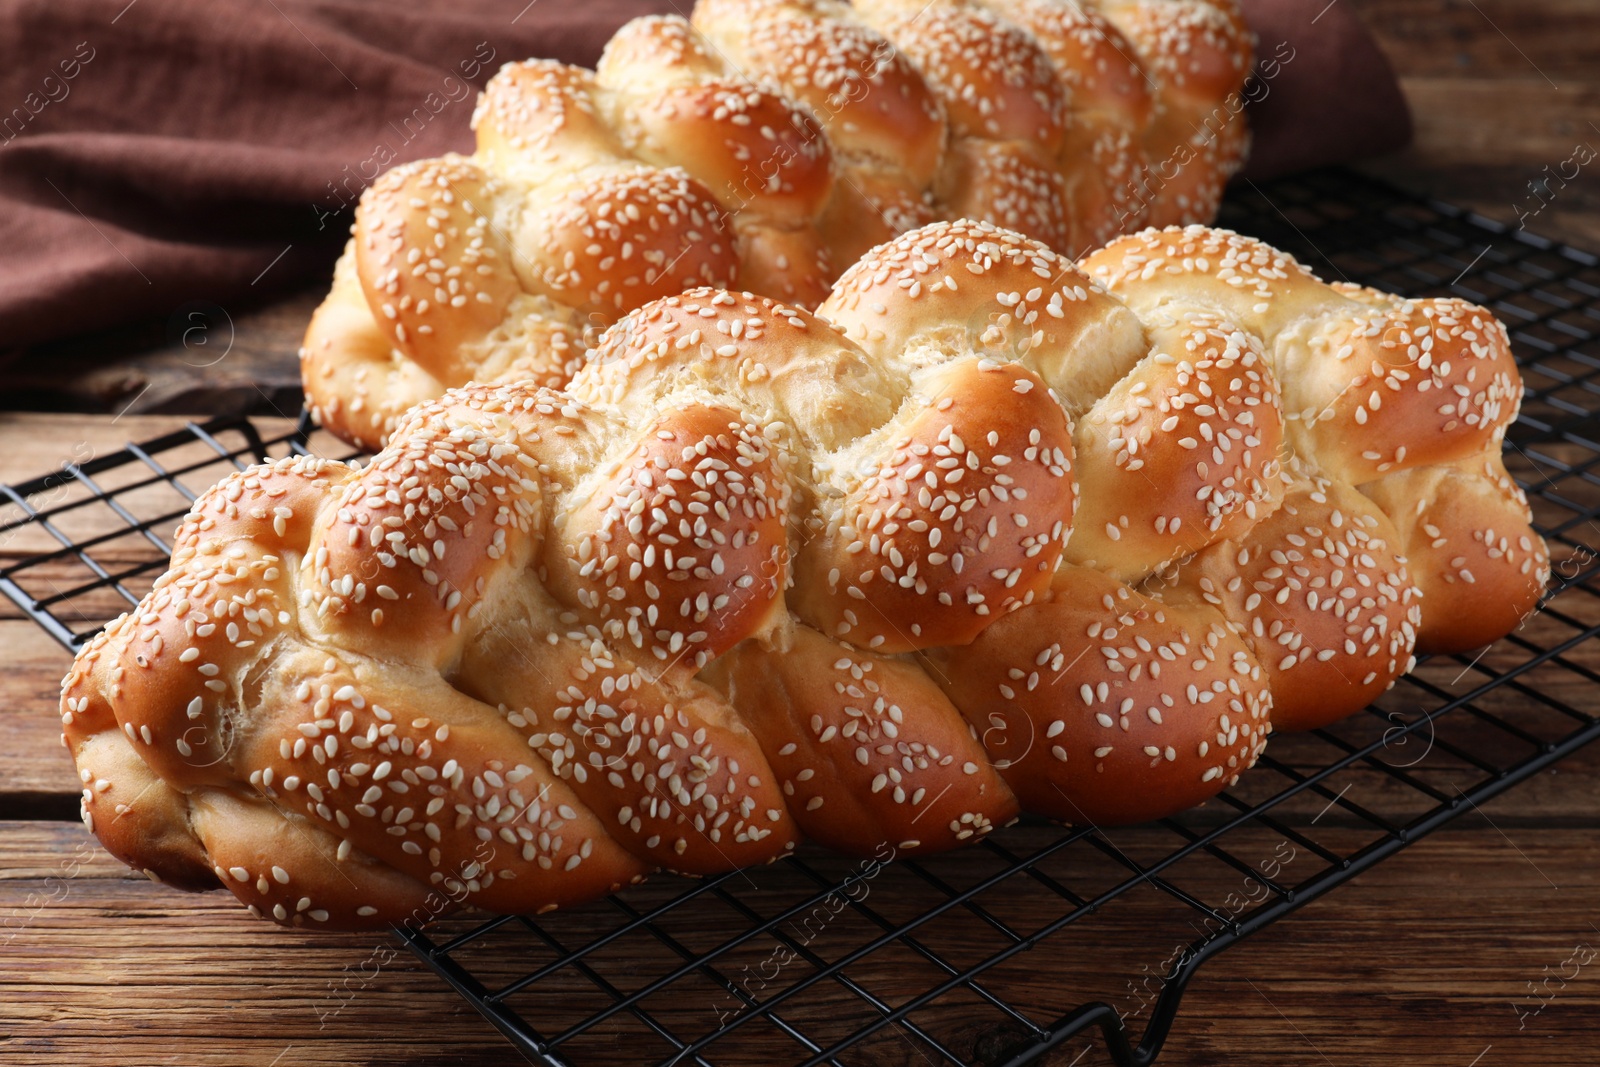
[4,2,1600,1064]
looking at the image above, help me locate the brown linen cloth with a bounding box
[0,0,1409,353]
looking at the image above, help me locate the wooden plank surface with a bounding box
[2,408,1599,1065]
[1350,0,1600,249]
[5,819,1600,1066]
[0,413,309,816]
[3,3,1600,1062]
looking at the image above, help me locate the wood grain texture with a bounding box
[2,5,1599,1060]
[0,411,312,819]
[1,408,1598,1065]
[3,819,1599,1066]
[1350,0,1600,248]
[0,289,318,420]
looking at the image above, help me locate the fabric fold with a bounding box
[0,0,1409,352]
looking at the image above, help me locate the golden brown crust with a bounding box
[353,156,521,385]
[730,219,835,310]
[1168,477,1421,732]
[67,673,220,894]
[1084,224,1550,672]
[548,404,792,668]
[304,0,1255,449]
[708,625,1019,855]
[1288,286,1521,485]
[1360,451,1551,654]
[473,59,618,169]
[513,167,739,320]
[1067,311,1286,577]
[300,244,448,452]
[936,140,1075,252]
[608,55,834,230]
[814,171,941,276]
[693,0,947,183]
[790,356,1076,651]
[1097,0,1254,223]
[1098,0,1254,112]
[817,217,1148,400]
[861,3,1068,150]
[73,222,1547,927]
[990,0,1154,130]
[929,565,1271,825]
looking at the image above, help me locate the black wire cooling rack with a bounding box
[2,167,1598,1066]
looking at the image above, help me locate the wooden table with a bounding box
[4,3,1600,1064]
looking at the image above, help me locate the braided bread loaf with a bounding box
[63,223,1547,930]
[301,0,1253,452]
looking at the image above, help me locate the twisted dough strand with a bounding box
[66,222,1548,928]
[302,0,1253,452]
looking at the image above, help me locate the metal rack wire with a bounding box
[1,168,1597,1066]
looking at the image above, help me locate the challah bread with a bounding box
[687,0,948,273]
[302,0,1254,452]
[1078,227,1544,658]
[65,222,1547,929]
